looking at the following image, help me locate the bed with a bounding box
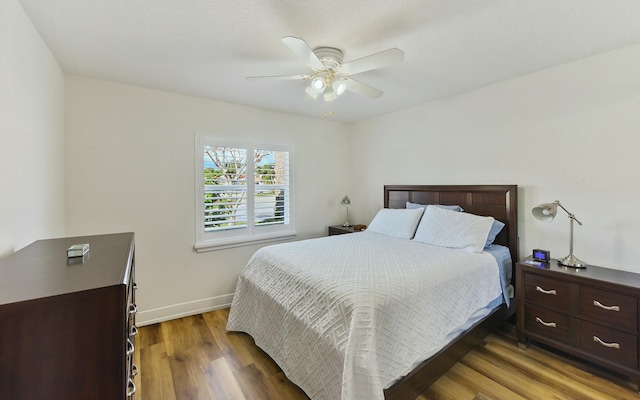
[227,185,518,400]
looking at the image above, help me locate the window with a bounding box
[194,134,295,251]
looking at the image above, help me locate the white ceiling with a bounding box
[17,0,640,123]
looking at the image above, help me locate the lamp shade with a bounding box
[332,78,347,96]
[310,76,326,93]
[305,86,319,99]
[324,89,338,102]
[532,202,558,222]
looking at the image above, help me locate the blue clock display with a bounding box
[533,249,550,262]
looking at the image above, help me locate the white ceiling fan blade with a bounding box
[344,78,383,99]
[340,48,404,75]
[246,74,310,81]
[281,36,324,70]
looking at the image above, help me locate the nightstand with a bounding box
[328,225,361,236]
[516,257,640,389]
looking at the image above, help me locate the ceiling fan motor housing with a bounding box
[312,47,344,72]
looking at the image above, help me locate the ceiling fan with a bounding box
[247,36,404,102]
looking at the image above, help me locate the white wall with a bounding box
[0,0,65,257]
[8,0,640,324]
[349,43,640,272]
[64,76,350,324]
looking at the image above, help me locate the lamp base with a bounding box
[558,254,587,269]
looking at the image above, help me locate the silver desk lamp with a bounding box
[532,200,586,268]
[341,195,352,227]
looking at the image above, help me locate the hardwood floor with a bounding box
[134,308,638,400]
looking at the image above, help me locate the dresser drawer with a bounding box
[578,286,637,334]
[579,321,638,369]
[524,304,571,344]
[525,273,571,313]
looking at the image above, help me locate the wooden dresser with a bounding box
[516,258,640,387]
[0,232,138,400]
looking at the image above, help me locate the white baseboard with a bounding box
[136,293,234,326]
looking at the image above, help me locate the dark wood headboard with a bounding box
[384,185,518,268]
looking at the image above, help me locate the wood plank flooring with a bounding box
[133,308,638,399]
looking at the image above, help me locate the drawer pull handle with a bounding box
[127,379,137,396]
[128,303,138,315]
[593,335,620,349]
[130,325,139,337]
[535,286,557,295]
[133,282,138,290]
[131,363,139,377]
[127,339,135,356]
[593,300,620,312]
[535,317,557,328]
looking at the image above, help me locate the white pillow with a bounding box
[413,205,494,253]
[367,208,425,239]
[406,201,464,212]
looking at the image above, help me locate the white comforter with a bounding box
[226,231,503,400]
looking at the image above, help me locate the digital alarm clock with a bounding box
[532,249,550,262]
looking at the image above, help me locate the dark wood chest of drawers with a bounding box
[516,258,640,386]
[0,232,138,399]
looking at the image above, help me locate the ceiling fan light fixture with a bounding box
[310,77,326,93]
[333,79,347,96]
[247,37,404,104]
[305,86,319,99]
[323,89,338,102]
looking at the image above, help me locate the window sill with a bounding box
[194,231,297,253]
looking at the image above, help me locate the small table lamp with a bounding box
[532,200,586,268]
[341,195,352,227]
